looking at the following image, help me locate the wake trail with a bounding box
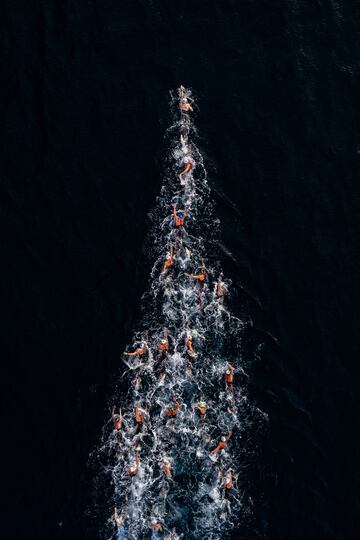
[94,87,268,540]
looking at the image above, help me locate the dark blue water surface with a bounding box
[2,1,360,540]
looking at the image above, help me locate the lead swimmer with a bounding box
[179,85,193,112]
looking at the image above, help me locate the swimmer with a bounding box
[186,270,206,282]
[195,401,207,416]
[225,363,235,385]
[112,407,125,431]
[186,335,196,355]
[172,203,187,227]
[165,397,181,418]
[179,160,193,181]
[114,507,126,540]
[163,247,174,272]
[159,338,169,352]
[186,260,207,282]
[127,447,140,477]
[159,328,169,351]
[135,404,145,424]
[209,431,232,455]
[178,85,193,112]
[223,468,233,490]
[179,93,193,112]
[186,263,207,304]
[180,98,193,112]
[162,459,172,479]
[123,343,147,357]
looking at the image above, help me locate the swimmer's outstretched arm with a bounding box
[186,273,201,280]
[209,442,221,455]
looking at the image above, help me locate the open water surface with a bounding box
[2,2,360,540]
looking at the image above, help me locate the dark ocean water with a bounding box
[2,1,360,539]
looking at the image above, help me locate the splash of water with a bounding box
[95,87,268,540]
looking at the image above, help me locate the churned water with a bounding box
[92,88,267,540]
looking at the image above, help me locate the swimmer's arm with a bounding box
[114,507,120,522]
[185,273,198,279]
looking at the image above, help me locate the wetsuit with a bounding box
[151,531,161,540]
